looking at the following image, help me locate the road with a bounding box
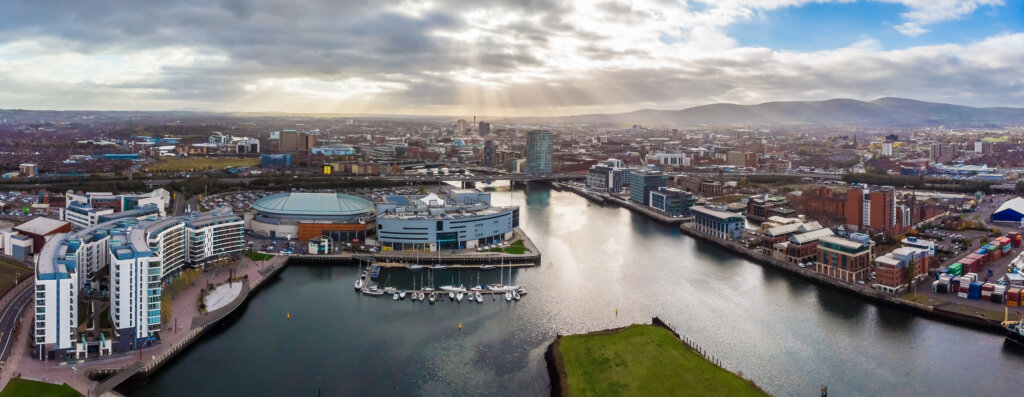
[0,285,33,366]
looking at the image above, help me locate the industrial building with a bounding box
[376,190,519,252]
[248,192,374,240]
[991,197,1024,223]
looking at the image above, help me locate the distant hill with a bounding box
[520,97,1024,127]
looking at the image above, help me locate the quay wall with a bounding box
[678,224,1003,333]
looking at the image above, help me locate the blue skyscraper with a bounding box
[525,130,552,174]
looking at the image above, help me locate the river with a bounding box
[124,186,1024,396]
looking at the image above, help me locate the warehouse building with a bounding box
[991,197,1024,223]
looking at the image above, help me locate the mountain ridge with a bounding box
[517,97,1024,127]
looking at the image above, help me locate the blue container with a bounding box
[976,248,987,255]
[968,292,981,300]
[969,282,983,294]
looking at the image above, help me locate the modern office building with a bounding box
[873,246,929,294]
[691,206,745,240]
[815,234,874,283]
[249,192,374,240]
[845,185,896,234]
[376,190,519,251]
[649,187,695,217]
[629,169,667,205]
[479,121,491,136]
[484,140,498,167]
[525,130,552,174]
[279,130,314,152]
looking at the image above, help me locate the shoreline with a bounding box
[556,186,1006,334]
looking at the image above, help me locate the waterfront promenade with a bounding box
[0,254,289,396]
[678,223,1020,332]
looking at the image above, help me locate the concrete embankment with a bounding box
[678,224,1004,333]
[554,182,692,225]
[94,258,290,395]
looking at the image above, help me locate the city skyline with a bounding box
[0,0,1022,116]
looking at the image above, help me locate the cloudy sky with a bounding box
[0,0,1021,116]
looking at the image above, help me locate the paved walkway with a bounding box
[204,283,243,312]
[0,254,289,394]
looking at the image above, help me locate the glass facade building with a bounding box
[525,130,552,174]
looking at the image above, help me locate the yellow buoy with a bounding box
[286,313,291,319]
[458,322,462,331]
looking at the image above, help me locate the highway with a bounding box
[0,284,33,367]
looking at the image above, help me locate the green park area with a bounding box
[552,324,769,397]
[145,157,259,172]
[0,378,81,397]
[487,240,528,254]
[247,251,275,261]
[0,257,31,297]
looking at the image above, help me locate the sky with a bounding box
[0,0,1022,117]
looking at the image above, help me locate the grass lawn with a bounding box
[144,157,259,172]
[709,194,746,204]
[556,324,768,397]
[0,257,31,297]
[486,240,528,254]
[0,378,81,397]
[247,251,275,261]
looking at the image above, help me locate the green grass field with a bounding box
[0,257,31,297]
[144,157,259,172]
[0,378,81,397]
[486,240,528,254]
[247,251,275,261]
[556,324,769,397]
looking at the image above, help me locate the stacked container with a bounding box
[968,282,982,300]
[993,285,1007,304]
[999,237,1012,254]
[1008,288,1022,306]
[935,275,951,293]
[958,284,970,299]
[964,273,978,284]
[951,277,962,292]
[1010,231,1022,247]
[981,283,996,300]
[949,262,964,277]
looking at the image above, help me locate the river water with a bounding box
[125,186,1024,396]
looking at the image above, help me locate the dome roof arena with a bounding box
[252,192,373,219]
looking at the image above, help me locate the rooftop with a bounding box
[252,192,373,217]
[15,217,69,236]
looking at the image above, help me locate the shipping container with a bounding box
[992,293,1004,304]
[1008,288,1022,306]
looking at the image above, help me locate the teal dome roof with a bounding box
[252,192,372,217]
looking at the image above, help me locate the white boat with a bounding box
[480,265,497,270]
[487,284,518,293]
[513,290,520,300]
[456,292,464,302]
[428,293,436,303]
[440,285,467,293]
[448,291,455,301]
[362,286,384,296]
[418,292,425,301]
[406,264,424,270]
[384,286,396,294]
[504,291,512,301]
[393,292,399,301]
[354,278,363,290]
[474,292,483,302]
[399,290,406,300]
[431,265,448,270]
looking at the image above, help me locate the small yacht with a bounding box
[480,265,497,270]
[456,292,464,302]
[513,290,520,301]
[504,291,512,302]
[474,292,483,302]
[431,264,448,270]
[354,278,363,290]
[406,264,424,270]
[448,291,455,301]
[429,293,436,303]
[399,290,407,300]
[392,292,399,301]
